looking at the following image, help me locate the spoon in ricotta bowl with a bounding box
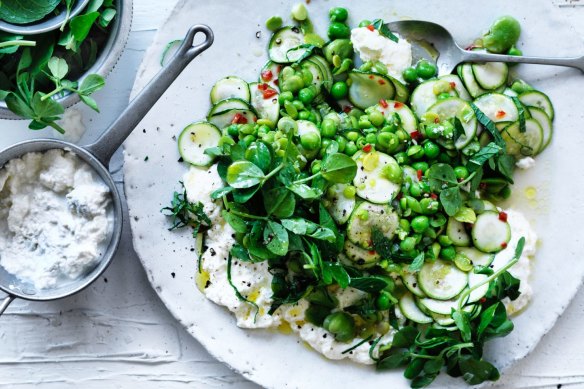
[0,25,214,316]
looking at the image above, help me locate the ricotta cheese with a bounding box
[491,209,537,314]
[350,27,412,82]
[185,165,537,364]
[515,157,536,170]
[0,149,112,289]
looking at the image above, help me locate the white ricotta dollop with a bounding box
[350,27,412,82]
[515,157,536,170]
[0,149,112,289]
[491,209,537,314]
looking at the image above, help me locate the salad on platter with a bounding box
[163,4,553,387]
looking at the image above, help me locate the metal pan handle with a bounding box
[0,295,15,317]
[85,24,214,166]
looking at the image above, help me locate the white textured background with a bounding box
[0,1,583,388]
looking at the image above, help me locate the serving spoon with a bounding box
[387,20,584,76]
[0,25,213,316]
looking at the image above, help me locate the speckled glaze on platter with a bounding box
[123,1,584,387]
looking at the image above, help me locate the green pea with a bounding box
[340,185,355,199]
[396,128,410,144]
[292,100,305,111]
[437,92,451,100]
[358,19,371,28]
[329,7,348,22]
[483,16,521,54]
[257,125,270,137]
[402,67,418,83]
[382,161,402,184]
[377,132,396,150]
[301,68,313,85]
[262,131,276,143]
[400,237,417,252]
[219,135,235,146]
[335,135,346,152]
[415,60,437,79]
[369,110,385,128]
[399,218,411,233]
[375,292,391,310]
[346,131,359,142]
[345,141,358,156]
[440,245,456,261]
[399,197,408,211]
[291,3,308,21]
[328,22,350,40]
[373,61,388,75]
[242,134,256,147]
[395,151,409,165]
[281,66,294,80]
[278,91,294,104]
[324,39,354,63]
[409,183,422,198]
[365,133,377,144]
[298,87,316,104]
[420,198,439,215]
[227,124,239,137]
[355,136,367,149]
[510,79,533,94]
[321,138,332,150]
[411,161,429,173]
[319,119,336,138]
[406,196,422,213]
[438,235,453,247]
[407,144,425,159]
[298,110,311,120]
[454,166,469,180]
[282,75,304,93]
[424,123,441,139]
[284,101,298,119]
[358,117,373,129]
[265,16,283,31]
[507,46,522,56]
[411,215,430,233]
[330,81,348,99]
[423,141,440,159]
[324,311,356,342]
[360,61,373,72]
[239,123,255,135]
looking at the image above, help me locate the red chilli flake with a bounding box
[501,242,508,249]
[434,117,440,124]
[368,250,377,255]
[367,24,375,31]
[498,211,508,222]
[231,113,247,124]
[410,130,422,141]
[362,144,373,153]
[417,169,423,181]
[449,81,456,89]
[343,105,353,113]
[274,79,279,86]
[378,79,386,85]
[479,297,487,304]
[260,69,273,82]
[394,102,404,109]
[430,193,438,200]
[257,83,268,91]
[368,75,375,80]
[496,110,506,119]
[262,88,277,99]
[379,99,389,108]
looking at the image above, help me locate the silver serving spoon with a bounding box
[0,0,91,35]
[0,25,213,316]
[387,20,584,76]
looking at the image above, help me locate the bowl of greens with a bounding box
[0,0,133,133]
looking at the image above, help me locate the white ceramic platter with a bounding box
[124,1,584,387]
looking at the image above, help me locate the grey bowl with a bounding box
[0,0,133,120]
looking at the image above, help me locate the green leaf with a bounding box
[0,0,61,24]
[247,221,274,260]
[371,19,399,43]
[453,207,476,223]
[349,276,390,293]
[496,154,515,183]
[70,12,100,43]
[408,251,425,272]
[263,186,295,218]
[264,221,289,256]
[287,183,323,199]
[320,153,357,183]
[210,186,234,199]
[48,57,69,80]
[467,142,502,173]
[227,254,259,321]
[440,187,462,216]
[376,352,409,370]
[452,310,472,342]
[471,103,506,149]
[31,92,64,118]
[221,210,247,233]
[371,227,393,259]
[4,92,34,119]
[391,326,419,348]
[458,356,500,385]
[280,218,336,242]
[427,163,457,192]
[80,95,99,112]
[79,74,105,95]
[244,142,272,173]
[325,262,350,288]
[469,167,484,194]
[411,374,438,389]
[511,96,527,133]
[226,161,265,189]
[230,244,251,262]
